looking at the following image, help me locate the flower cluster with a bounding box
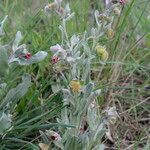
[50,44,66,64]
[50,34,80,66]
[9,31,47,65]
[14,45,31,60]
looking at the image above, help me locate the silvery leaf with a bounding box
[62,89,71,100]
[17,44,26,50]
[65,136,82,150]
[144,141,150,150]
[16,51,48,65]
[94,10,101,27]
[0,112,11,135]
[0,15,8,36]
[64,13,75,22]
[0,45,9,77]
[65,3,71,15]
[0,83,7,89]
[66,57,75,63]
[93,144,105,150]
[26,51,48,64]
[51,83,61,93]
[0,74,31,109]
[61,108,69,125]
[93,122,106,142]
[12,31,22,52]
[83,82,94,98]
[87,105,99,130]
[54,0,63,5]
[79,89,101,116]
[70,35,79,47]
[103,0,111,7]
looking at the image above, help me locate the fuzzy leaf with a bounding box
[0,45,9,77]
[65,136,82,150]
[0,15,8,35]
[0,74,31,109]
[93,144,105,150]
[0,83,7,89]
[87,106,99,131]
[0,112,11,135]
[144,142,150,150]
[70,35,79,47]
[12,31,22,52]
[18,51,48,65]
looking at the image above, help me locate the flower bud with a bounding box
[51,56,60,64]
[113,7,121,16]
[44,2,58,12]
[48,2,58,9]
[50,133,61,141]
[15,49,32,60]
[105,107,118,124]
[46,130,61,141]
[25,52,31,60]
[95,45,109,61]
[107,28,115,39]
[119,0,126,5]
[50,44,63,52]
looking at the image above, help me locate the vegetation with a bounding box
[0,0,149,149]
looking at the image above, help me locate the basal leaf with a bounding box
[0,74,31,109]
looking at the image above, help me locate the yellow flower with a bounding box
[70,80,81,93]
[95,45,109,61]
[107,28,115,39]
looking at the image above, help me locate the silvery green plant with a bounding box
[40,1,118,149]
[0,16,48,135]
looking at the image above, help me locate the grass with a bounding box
[0,0,150,149]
